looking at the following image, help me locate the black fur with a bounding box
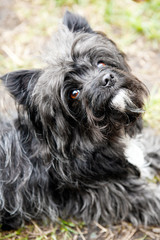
[0,12,160,230]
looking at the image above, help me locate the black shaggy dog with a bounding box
[0,11,160,230]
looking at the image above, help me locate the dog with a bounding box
[0,11,160,230]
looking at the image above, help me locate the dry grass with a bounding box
[1,220,160,240]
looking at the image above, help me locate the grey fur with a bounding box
[0,12,160,230]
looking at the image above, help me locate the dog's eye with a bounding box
[97,61,106,68]
[70,90,80,99]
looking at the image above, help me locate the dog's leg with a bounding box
[60,178,160,226]
[121,179,160,226]
[0,123,31,230]
[101,180,160,226]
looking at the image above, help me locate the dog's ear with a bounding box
[0,69,41,105]
[63,11,93,33]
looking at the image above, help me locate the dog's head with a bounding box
[1,11,148,150]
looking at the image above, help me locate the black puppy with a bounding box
[0,11,160,230]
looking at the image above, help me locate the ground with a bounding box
[0,0,160,239]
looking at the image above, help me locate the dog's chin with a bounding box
[87,88,143,133]
[90,88,145,133]
[109,88,143,114]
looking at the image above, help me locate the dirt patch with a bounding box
[126,39,160,90]
[0,0,20,30]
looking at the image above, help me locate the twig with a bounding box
[76,226,86,240]
[31,220,48,239]
[2,45,22,65]
[123,228,137,240]
[94,222,108,233]
[139,228,158,239]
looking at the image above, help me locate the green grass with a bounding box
[103,0,160,47]
[55,0,160,45]
[55,0,79,6]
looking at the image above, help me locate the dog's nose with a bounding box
[101,73,115,87]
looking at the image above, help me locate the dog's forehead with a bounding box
[43,25,75,65]
[71,33,117,59]
[43,25,117,66]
